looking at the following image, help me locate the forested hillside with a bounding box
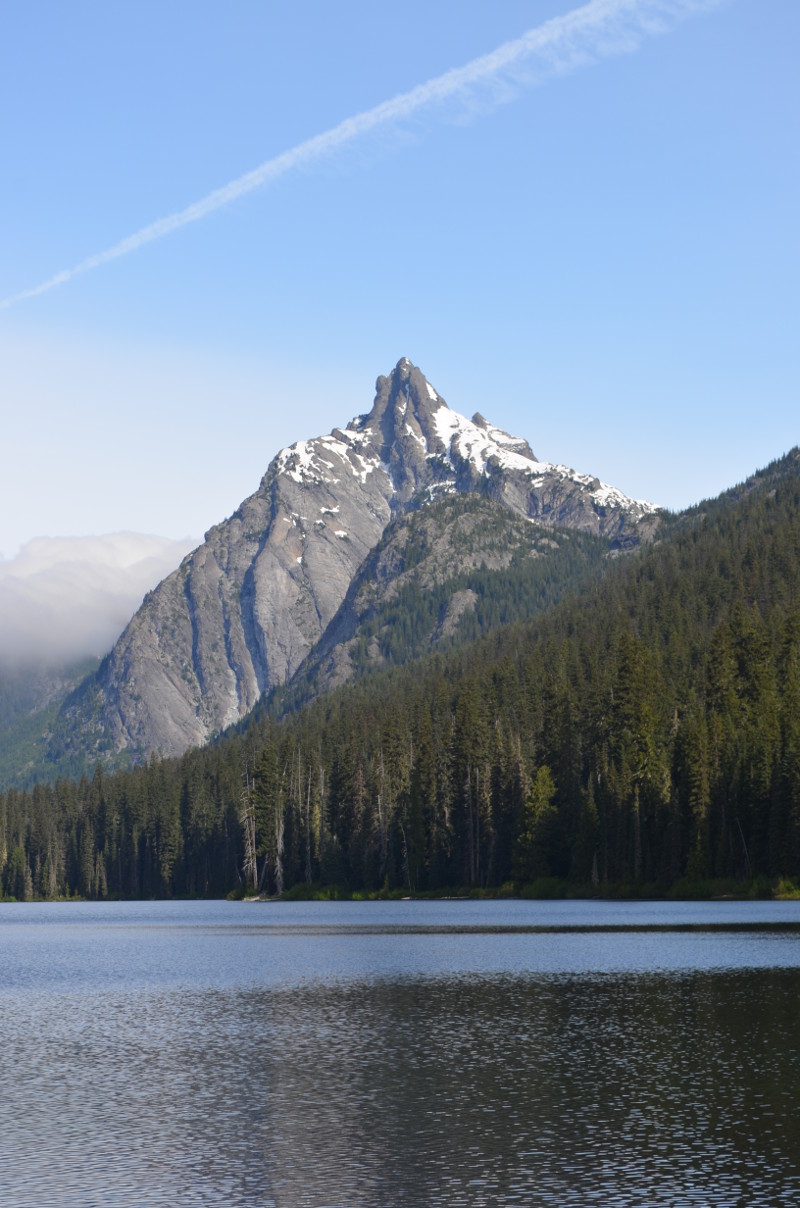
[2,450,799,901]
[0,658,99,789]
[273,493,613,712]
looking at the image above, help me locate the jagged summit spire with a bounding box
[274,356,656,527]
[373,357,439,406]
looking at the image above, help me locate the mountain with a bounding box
[51,358,659,769]
[0,533,197,786]
[277,493,613,709]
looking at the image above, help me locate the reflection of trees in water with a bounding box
[206,972,800,1207]
[3,970,800,1206]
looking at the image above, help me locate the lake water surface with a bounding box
[1,899,800,1206]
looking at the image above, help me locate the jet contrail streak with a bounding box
[0,0,720,310]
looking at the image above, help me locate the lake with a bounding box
[1,898,799,1206]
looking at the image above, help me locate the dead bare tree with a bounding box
[240,763,257,894]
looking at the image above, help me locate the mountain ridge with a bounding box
[275,493,613,712]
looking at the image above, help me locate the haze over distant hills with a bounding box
[0,533,197,663]
[0,532,197,786]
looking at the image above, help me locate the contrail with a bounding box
[1,0,720,311]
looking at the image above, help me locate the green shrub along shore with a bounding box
[230,876,800,904]
[4,875,798,905]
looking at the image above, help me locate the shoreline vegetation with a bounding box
[238,875,800,903]
[5,876,800,905]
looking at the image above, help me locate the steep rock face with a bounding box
[289,493,605,701]
[59,358,659,762]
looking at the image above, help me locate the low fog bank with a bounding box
[0,533,197,664]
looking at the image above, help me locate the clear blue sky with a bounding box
[1,0,797,559]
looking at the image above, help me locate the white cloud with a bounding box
[0,532,196,663]
[0,0,721,310]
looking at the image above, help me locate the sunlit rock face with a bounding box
[59,359,659,762]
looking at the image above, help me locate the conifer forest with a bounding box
[2,453,800,901]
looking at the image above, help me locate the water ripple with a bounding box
[1,902,799,1205]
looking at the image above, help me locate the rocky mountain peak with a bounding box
[369,356,441,432]
[352,358,544,508]
[357,358,448,506]
[54,359,661,766]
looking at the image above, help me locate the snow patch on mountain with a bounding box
[428,401,658,516]
[432,404,542,476]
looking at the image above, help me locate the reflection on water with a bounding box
[1,901,800,1206]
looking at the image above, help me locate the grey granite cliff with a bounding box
[59,358,659,761]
